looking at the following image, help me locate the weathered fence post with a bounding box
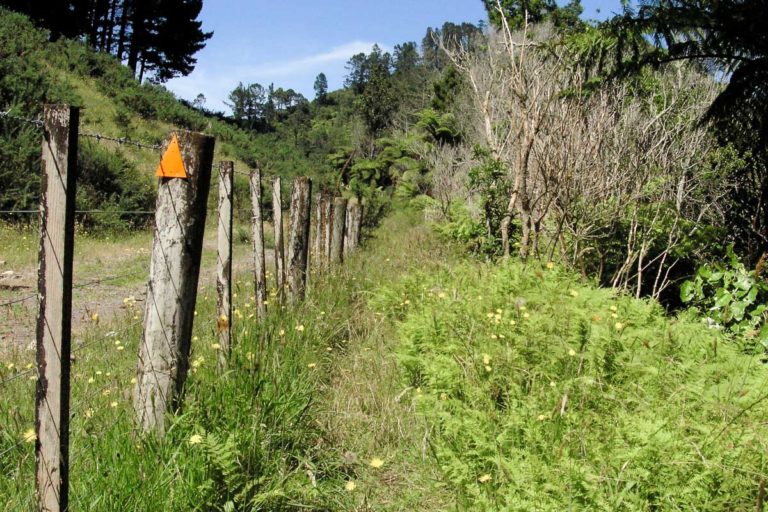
[272,176,285,302]
[250,168,267,318]
[287,177,312,303]
[36,104,78,512]
[330,197,348,265]
[216,161,233,368]
[313,192,324,268]
[322,194,333,265]
[134,130,214,435]
[344,197,363,254]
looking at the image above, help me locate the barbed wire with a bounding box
[0,210,155,215]
[0,110,43,128]
[0,269,147,309]
[78,131,163,152]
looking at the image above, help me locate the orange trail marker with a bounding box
[155,134,188,178]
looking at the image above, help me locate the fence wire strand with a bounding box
[0,109,43,128]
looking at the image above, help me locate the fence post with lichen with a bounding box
[330,197,347,265]
[134,130,214,436]
[216,161,233,368]
[250,168,267,319]
[287,177,312,303]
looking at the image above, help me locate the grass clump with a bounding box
[373,260,768,510]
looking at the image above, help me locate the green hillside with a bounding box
[0,7,364,226]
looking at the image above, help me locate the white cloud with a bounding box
[238,40,388,78]
[165,40,390,113]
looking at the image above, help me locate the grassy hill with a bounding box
[0,7,360,227]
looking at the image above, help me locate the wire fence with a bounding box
[0,104,348,510]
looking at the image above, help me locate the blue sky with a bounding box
[166,0,624,113]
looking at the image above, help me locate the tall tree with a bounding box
[482,0,584,31]
[225,82,266,130]
[0,0,211,82]
[313,72,328,103]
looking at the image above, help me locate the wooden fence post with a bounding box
[287,177,312,303]
[250,168,267,319]
[322,194,333,265]
[313,192,324,269]
[134,130,214,435]
[330,197,348,265]
[344,197,363,254]
[272,176,285,302]
[216,161,233,368]
[36,104,78,512]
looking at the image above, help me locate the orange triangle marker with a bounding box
[155,135,188,178]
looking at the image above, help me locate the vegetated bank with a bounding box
[369,206,768,510]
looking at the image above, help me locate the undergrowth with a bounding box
[373,259,768,510]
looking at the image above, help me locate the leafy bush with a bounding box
[681,246,768,350]
[373,259,768,510]
[76,142,155,230]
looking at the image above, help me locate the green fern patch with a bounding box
[374,260,768,510]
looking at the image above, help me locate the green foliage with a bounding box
[484,0,585,31]
[373,258,768,510]
[76,142,155,230]
[433,201,494,255]
[467,148,510,255]
[681,246,768,350]
[417,108,461,145]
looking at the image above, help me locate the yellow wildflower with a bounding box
[87,377,95,384]
[614,322,625,330]
[537,414,548,421]
[344,480,356,491]
[369,457,384,468]
[546,261,555,269]
[307,363,317,369]
[23,429,36,443]
[116,345,124,351]
[610,305,618,312]
[484,365,492,372]
[110,401,118,408]
[295,325,305,332]
[85,408,94,419]
[188,434,203,445]
[482,354,491,365]
[478,474,492,483]
[130,377,137,384]
[568,348,576,356]
[569,290,579,297]
[211,343,221,350]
